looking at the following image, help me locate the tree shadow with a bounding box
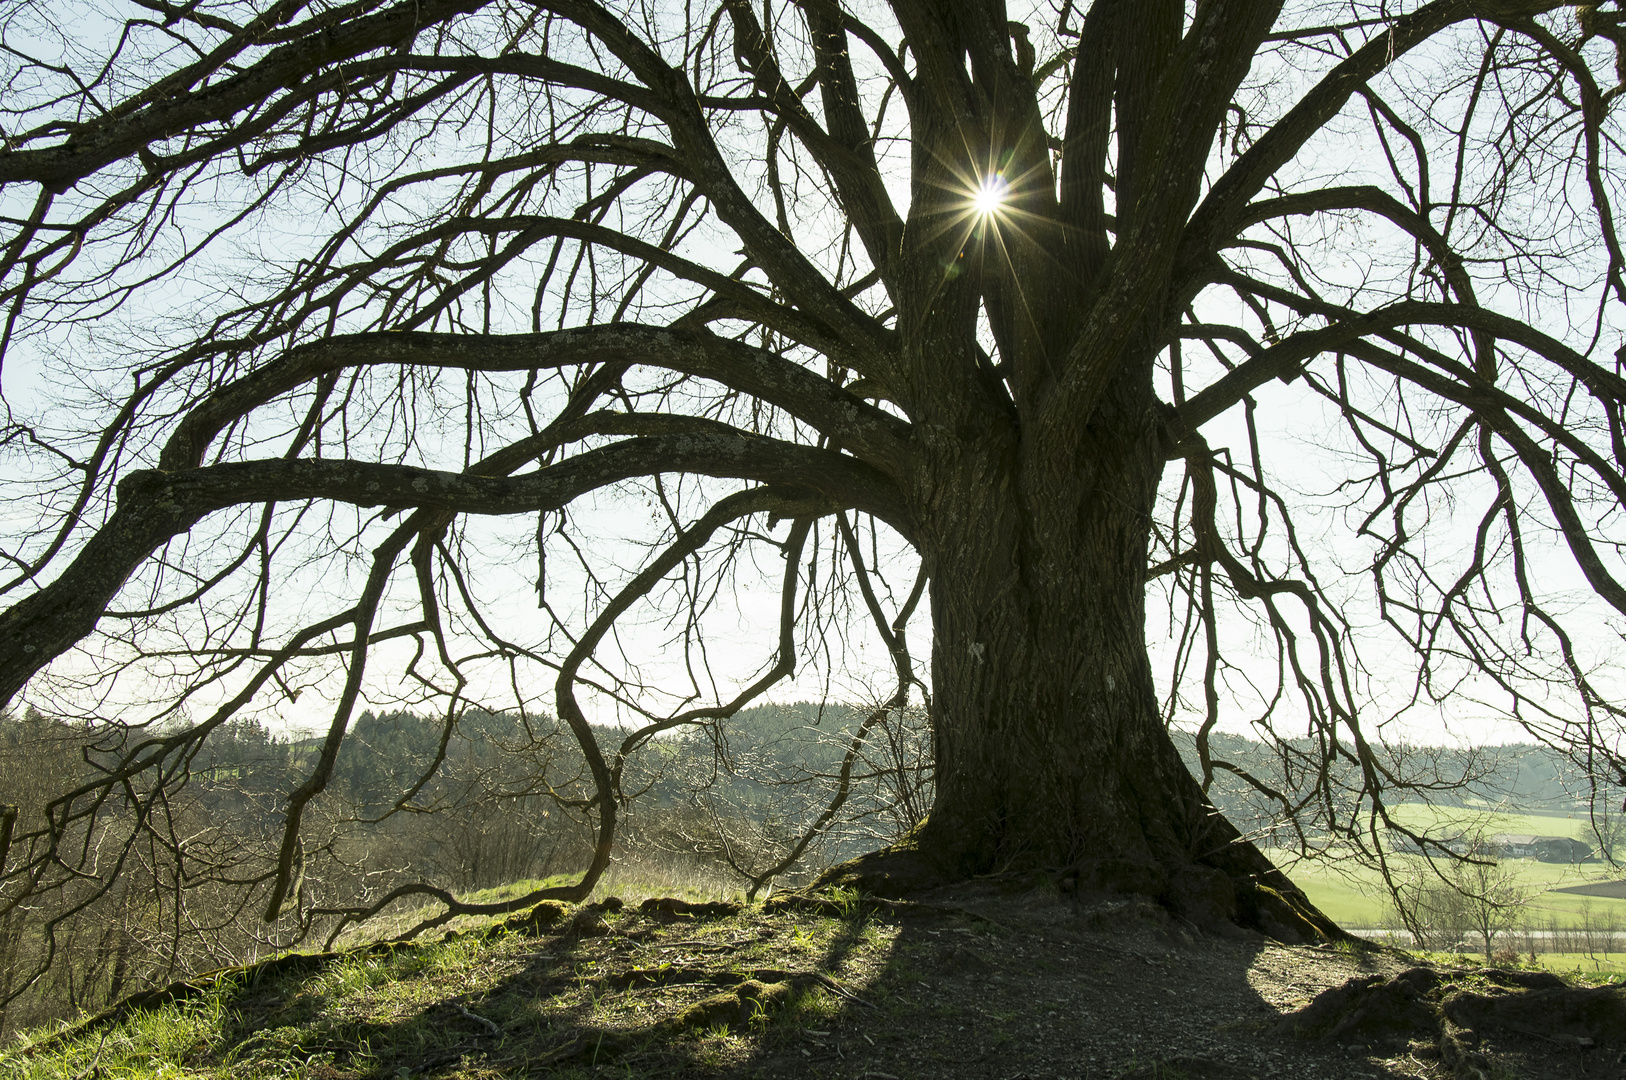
[693,890,1404,1079]
[28,892,1466,1079]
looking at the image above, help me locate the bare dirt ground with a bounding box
[672,885,1622,1080]
[13,884,1626,1080]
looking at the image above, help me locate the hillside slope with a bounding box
[6,884,1624,1080]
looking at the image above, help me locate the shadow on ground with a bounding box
[16,887,1626,1080]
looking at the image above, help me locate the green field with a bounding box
[1279,802,1626,932]
[1531,954,1626,977]
[1382,802,1602,842]
[1289,858,1626,927]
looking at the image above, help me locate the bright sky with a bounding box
[3,2,1620,757]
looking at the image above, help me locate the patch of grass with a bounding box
[1282,861,1384,926]
[5,895,914,1080]
[3,979,234,1080]
[1530,952,1626,977]
[778,982,841,1028]
[1384,802,1597,840]
[824,885,863,920]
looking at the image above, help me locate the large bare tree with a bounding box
[3,0,1624,952]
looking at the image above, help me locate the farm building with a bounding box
[1489,834,1595,862]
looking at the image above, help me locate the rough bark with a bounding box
[829,282,1338,942]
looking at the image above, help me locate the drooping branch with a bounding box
[0,432,906,708]
[718,509,926,899]
[554,488,823,899]
[160,325,913,473]
[261,510,422,918]
[304,486,833,932]
[0,0,492,191]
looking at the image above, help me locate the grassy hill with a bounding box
[7,879,1624,1080]
[7,704,1621,1049]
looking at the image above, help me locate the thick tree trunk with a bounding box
[828,343,1339,944]
[805,48,1337,938]
[917,527,1330,939]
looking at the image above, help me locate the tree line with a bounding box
[0,699,927,1034]
[5,681,1609,1035]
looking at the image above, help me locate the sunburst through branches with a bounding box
[971,171,1010,219]
[931,143,1057,295]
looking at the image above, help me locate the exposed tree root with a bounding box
[598,966,805,992]
[637,896,744,919]
[665,977,805,1031]
[808,835,1350,946]
[809,841,952,898]
[1282,966,1626,1078]
[501,898,572,934]
[532,972,833,1066]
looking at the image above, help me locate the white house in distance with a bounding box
[1488,834,1594,863]
[1385,830,1597,863]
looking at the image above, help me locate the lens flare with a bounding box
[971,173,1009,218]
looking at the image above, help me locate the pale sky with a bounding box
[2,1,1620,756]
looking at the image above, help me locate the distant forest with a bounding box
[0,702,1605,1034]
[1181,729,1604,840]
[0,700,926,1035]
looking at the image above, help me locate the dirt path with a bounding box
[603,886,1621,1079]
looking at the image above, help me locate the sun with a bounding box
[971,172,1009,218]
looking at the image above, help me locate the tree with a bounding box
[1456,855,1534,963]
[3,0,1626,962]
[1392,838,1533,962]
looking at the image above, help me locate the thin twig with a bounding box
[455,1003,501,1036]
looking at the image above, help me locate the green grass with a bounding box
[5,979,234,1079]
[1279,800,1626,931]
[1532,953,1626,976]
[5,925,571,1078]
[1290,857,1626,927]
[1349,938,1626,977]
[1277,862,1381,926]
[1382,802,1603,842]
[2,892,901,1080]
